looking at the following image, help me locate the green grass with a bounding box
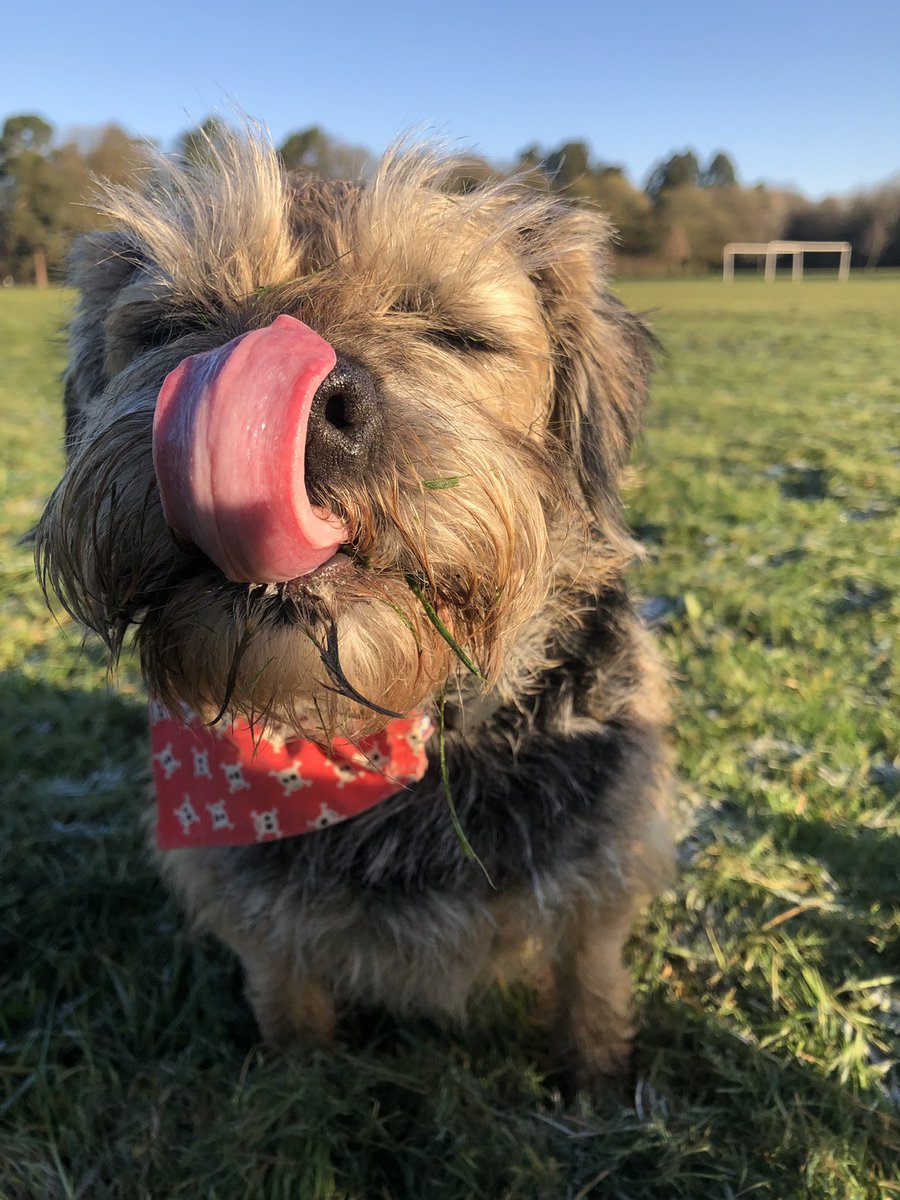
[2,278,899,1199]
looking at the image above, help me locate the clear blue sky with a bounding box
[4,0,898,197]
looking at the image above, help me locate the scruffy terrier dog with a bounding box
[37,130,672,1089]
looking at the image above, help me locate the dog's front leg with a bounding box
[221,931,337,1049]
[540,901,637,1092]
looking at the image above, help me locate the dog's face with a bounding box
[38,135,651,738]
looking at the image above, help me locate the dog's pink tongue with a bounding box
[153,315,348,583]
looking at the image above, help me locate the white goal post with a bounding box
[723,241,851,282]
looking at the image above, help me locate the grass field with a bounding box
[1,278,898,1198]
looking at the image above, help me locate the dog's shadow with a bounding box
[2,671,542,1066]
[6,675,896,1193]
[2,672,249,1055]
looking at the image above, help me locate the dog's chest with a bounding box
[218,714,628,911]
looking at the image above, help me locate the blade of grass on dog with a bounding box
[439,692,494,887]
[420,475,467,490]
[250,250,354,297]
[406,578,484,680]
[378,598,423,652]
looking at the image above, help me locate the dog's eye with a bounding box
[388,293,504,354]
[107,304,199,352]
[422,327,504,355]
[105,304,206,377]
[135,314,204,350]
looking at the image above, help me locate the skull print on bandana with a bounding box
[151,706,434,849]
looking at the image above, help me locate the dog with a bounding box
[36,128,673,1091]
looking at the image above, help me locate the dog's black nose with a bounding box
[305,356,382,499]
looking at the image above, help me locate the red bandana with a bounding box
[150,702,433,850]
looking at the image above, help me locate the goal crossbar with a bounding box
[723,241,851,282]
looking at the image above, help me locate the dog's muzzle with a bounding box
[152,314,378,584]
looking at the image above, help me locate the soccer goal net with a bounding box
[723,241,851,281]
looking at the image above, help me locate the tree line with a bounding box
[2,113,898,285]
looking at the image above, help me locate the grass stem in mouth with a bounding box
[376,597,424,652]
[406,578,485,680]
[438,691,494,887]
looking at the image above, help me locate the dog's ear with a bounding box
[524,206,655,524]
[63,230,157,458]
